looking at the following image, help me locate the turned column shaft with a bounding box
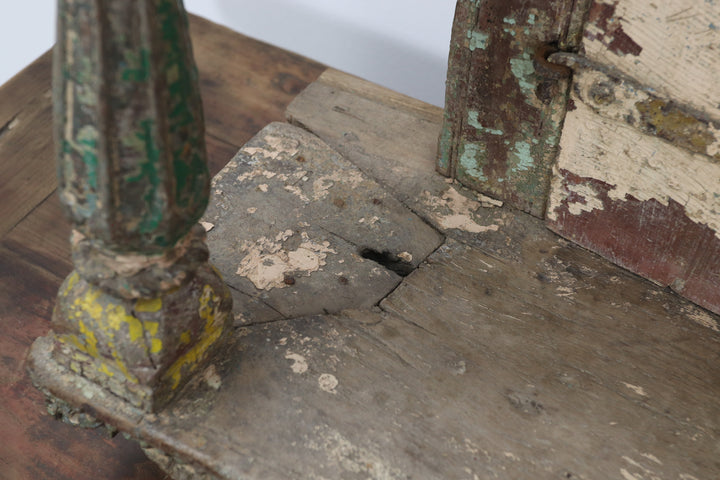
[48,0,232,411]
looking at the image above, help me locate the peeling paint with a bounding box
[243,134,300,161]
[236,231,337,290]
[285,352,309,374]
[318,373,338,394]
[509,53,536,100]
[421,186,500,233]
[509,141,534,173]
[548,101,720,239]
[467,30,489,51]
[459,142,488,182]
[468,111,503,135]
[622,382,647,396]
[312,170,364,201]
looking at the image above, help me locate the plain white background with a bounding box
[0,0,456,106]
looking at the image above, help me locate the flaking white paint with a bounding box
[548,101,720,239]
[583,0,720,119]
[421,186,501,233]
[236,231,336,290]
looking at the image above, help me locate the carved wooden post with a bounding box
[47,0,232,411]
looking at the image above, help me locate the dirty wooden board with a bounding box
[435,0,583,217]
[581,0,720,120]
[29,71,720,479]
[287,68,560,263]
[0,14,326,480]
[0,247,166,480]
[29,227,720,479]
[204,122,443,322]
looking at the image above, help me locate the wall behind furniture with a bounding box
[0,0,455,106]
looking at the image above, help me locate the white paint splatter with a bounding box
[305,425,403,479]
[620,468,642,480]
[258,184,268,192]
[640,453,662,465]
[622,383,647,397]
[202,365,222,390]
[243,135,300,161]
[680,474,700,480]
[503,452,520,461]
[200,221,215,232]
[397,251,413,262]
[312,170,365,201]
[421,186,500,233]
[246,207,257,214]
[284,185,310,203]
[683,306,720,332]
[285,352,308,374]
[236,231,336,290]
[318,373,338,394]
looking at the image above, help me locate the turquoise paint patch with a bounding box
[437,122,454,170]
[528,13,536,25]
[467,30,489,51]
[509,53,536,99]
[468,111,503,135]
[459,142,488,182]
[503,17,517,25]
[503,28,517,37]
[510,141,534,173]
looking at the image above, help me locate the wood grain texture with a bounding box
[287,69,539,263]
[29,66,720,480]
[29,231,720,479]
[437,0,578,217]
[0,248,165,480]
[546,100,720,314]
[0,14,326,480]
[582,0,720,120]
[204,122,442,320]
[191,16,325,148]
[0,85,55,237]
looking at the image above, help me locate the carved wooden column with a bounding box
[43,0,232,411]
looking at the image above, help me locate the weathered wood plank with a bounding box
[0,87,55,238]
[204,122,443,321]
[581,0,720,120]
[546,95,720,315]
[287,69,548,263]
[29,230,720,479]
[190,16,326,148]
[436,0,580,217]
[0,50,51,128]
[29,67,720,479]
[546,0,720,315]
[0,248,165,480]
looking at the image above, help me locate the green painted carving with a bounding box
[55,0,209,253]
[41,0,233,412]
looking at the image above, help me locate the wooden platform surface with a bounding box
[0,15,324,480]
[27,69,720,480]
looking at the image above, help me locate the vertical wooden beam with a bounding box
[438,0,589,217]
[30,0,233,412]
